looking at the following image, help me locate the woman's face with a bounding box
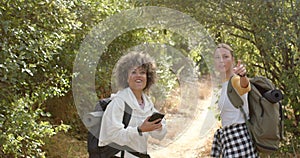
[127,66,147,92]
[214,47,234,73]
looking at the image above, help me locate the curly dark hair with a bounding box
[113,51,157,92]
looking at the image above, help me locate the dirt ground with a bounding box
[148,97,217,158]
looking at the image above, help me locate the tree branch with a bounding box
[228,32,255,45]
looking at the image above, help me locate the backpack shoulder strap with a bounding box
[227,76,244,108]
[227,76,250,122]
[122,102,132,128]
[120,102,132,158]
[119,102,150,158]
[227,76,253,140]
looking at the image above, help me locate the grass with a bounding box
[43,132,88,158]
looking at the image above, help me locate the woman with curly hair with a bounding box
[99,51,167,158]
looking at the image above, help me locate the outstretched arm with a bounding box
[232,60,251,95]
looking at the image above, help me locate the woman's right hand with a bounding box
[233,60,247,77]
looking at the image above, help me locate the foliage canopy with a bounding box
[1,0,299,157]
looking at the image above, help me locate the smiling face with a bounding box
[127,66,147,92]
[113,51,156,92]
[214,47,234,75]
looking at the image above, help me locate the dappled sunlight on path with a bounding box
[149,97,217,158]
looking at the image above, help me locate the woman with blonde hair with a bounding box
[210,43,259,157]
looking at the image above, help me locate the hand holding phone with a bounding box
[148,112,165,124]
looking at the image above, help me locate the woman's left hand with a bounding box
[139,116,163,132]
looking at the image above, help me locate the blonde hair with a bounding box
[216,43,234,57]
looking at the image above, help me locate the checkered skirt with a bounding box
[210,123,259,158]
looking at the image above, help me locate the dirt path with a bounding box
[148,98,217,158]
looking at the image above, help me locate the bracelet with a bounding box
[137,126,143,136]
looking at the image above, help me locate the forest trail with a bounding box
[148,97,217,158]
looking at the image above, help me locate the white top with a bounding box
[99,87,167,158]
[217,76,251,127]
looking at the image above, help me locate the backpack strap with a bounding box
[227,76,244,108]
[279,101,284,140]
[227,76,253,140]
[122,102,132,128]
[120,102,150,158]
[110,142,150,158]
[227,75,249,120]
[121,102,132,158]
[127,151,150,158]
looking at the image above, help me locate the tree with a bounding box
[0,0,132,156]
[0,0,83,156]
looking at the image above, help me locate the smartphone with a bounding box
[148,112,165,124]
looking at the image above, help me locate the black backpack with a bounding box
[227,76,284,153]
[86,98,150,158]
